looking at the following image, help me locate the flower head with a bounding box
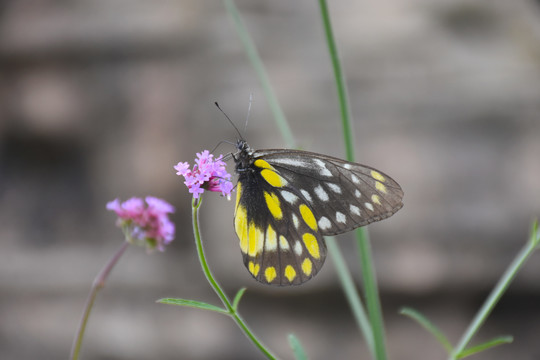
[107,196,175,252]
[174,150,233,199]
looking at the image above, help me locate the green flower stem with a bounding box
[70,241,130,360]
[318,0,354,162]
[356,231,387,360]
[450,224,540,360]
[326,237,374,356]
[319,1,387,359]
[224,0,296,149]
[191,197,277,360]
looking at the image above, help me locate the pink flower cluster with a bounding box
[174,150,233,199]
[107,196,175,252]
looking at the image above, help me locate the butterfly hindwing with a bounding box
[233,141,403,286]
[234,164,327,285]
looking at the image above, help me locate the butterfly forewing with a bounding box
[257,149,404,235]
[233,141,403,286]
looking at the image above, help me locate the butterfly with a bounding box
[232,139,404,286]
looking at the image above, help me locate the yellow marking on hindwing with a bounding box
[302,233,320,259]
[265,266,277,283]
[248,261,260,276]
[371,170,386,182]
[371,194,381,205]
[260,169,287,188]
[248,222,264,256]
[302,258,313,276]
[299,204,318,231]
[235,181,242,211]
[284,265,296,282]
[279,236,289,250]
[375,181,387,194]
[235,205,248,253]
[264,191,283,220]
[254,159,274,170]
[265,224,277,251]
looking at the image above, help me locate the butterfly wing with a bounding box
[254,149,404,235]
[233,147,403,286]
[234,166,326,285]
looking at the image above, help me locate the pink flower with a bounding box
[107,196,175,252]
[174,150,233,199]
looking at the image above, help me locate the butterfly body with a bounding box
[233,139,403,286]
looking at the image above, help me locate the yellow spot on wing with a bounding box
[299,204,318,231]
[248,222,264,256]
[265,266,277,283]
[235,181,242,211]
[235,205,248,253]
[375,181,387,194]
[302,233,320,259]
[371,170,386,182]
[264,191,283,220]
[302,258,313,276]
[248,261,260,276]
[279,236,289,250]
[254,159,273,170]
[260,169,287,188]
[284,265,296,282]
[371,194,381,205]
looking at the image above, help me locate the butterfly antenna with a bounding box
[215,102,244,141]
[210,140,235,155]
[244,93,253,135]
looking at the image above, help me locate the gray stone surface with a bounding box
[1,1,539,359]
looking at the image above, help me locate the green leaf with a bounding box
[232,287,247,311]
[288,333,308,360]
[456,336,513,359]
[400,307,453,353]
[157,298,229,315]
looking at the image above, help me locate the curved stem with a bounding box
[356,231,387,360]
[319,1,387,359]
[70,241,130,360]
[191,197,277,360]
[326,237,374,355]
[318,0,354,162]
[449,229,539,360]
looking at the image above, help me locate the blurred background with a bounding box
[1,1,540,359]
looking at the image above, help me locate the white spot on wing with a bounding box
[300,189,313,203]
[314,185,329,201]
[281,190,298,204]
[318,216,332,230]
[327,183,342,194]
[265,234,277,251]
[351,174,360,184]
[270,157,311,168]
[355,189,362,198]
[365,202,374,211]
[350,205,361,216]
[336,211,346,224]
[294,241,303,256]
[314,158,332,177]
[292,213,299,229]
[344,164,352,170]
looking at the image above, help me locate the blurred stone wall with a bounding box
[1,1,539,359]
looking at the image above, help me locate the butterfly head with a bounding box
[234,139,254,174]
